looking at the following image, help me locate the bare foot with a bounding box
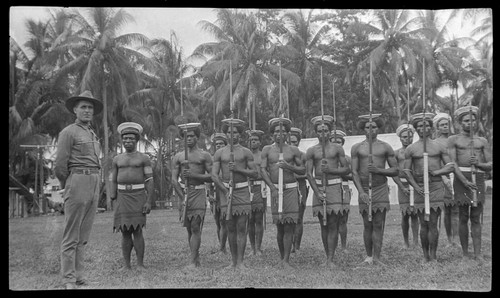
[119,265,132,272]
[255,249,263,256]
[236,263,248,271]
[182,263,197,273]
[281,261,295,270]
[136,265,147,271]
[224,263,236,270]
[326,260,336,270]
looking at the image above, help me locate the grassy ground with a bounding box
[9,196,492,290]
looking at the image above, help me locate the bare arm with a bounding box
[305,148,322,198]
[109,157,118,200]
[260,147,275,191]
[143,156,154,213]
[211,150,227,196]
[350,144,365,196]
[403,146,423,195]
[171,154,184,199]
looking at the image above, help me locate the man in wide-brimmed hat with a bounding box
[109,122,154,271]
[211,118,258,270]
[172,122,213,269]
[403,112,455,263]
[261,116,305,269]
[433,113,459,248]
[54,90,103,289]
[329,128,352,251]
[392,124,419,249]
[448,106,492,263]
[305,115,350,268]
[246,129,266,256]
[351,113,399,266]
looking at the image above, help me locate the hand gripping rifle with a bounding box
[469,101,478,207]
[226,60,234,221]
[320,66,327,226]
[422,59,430,222]
[278,64,284,220]
[368,59,373,222]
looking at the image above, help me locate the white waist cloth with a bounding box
[117,183,145,190]
[223,181,249,189]
[179,182,206,190]
[459,166,484,173]
[250,180,264,186]
[400,178,408,183]
[342,181,349,186]
[315,178,342,185]
[273,182,298,189]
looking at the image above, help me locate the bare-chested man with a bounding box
[329,128,352,251]
[110,122,154,271]
[172,123,213,269]
[404,113,455,263]
[208,133,228,254]
[392,124,419,248]
[448,106,492,263]
[246,130,266,256]
[261,117,305,269]
[211,118,258,270]
[351,114,399,266]
[288,127,308,253]
[433,113,459,248]
[306,116,350,268]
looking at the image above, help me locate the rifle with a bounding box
[320,66,327,226]
[368,59,373,222]
[407,80,415,210]
[422,59,430,222]
[180,75,189,227]
[226,60,234,221]
[278,64,284,220]
[332,78,341,208]
[469,101,478,207]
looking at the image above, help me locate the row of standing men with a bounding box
[54,90,491,289]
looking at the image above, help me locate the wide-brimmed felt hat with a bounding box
[454,106,478,121]
[395,124,415,137]
[65,90,103,115]
[117,122,143,137]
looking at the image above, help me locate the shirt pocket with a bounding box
[75,137,94,155]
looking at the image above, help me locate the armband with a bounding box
[445,162,454,167]
[144,177,153,182]
[402,169,412,173]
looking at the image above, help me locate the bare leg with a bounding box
[450,204,459,244]
[293,202,306,252]
[121,228,133,269]
[418,211,430,262]
[235,214,248,270]
[189,215,203,267]
[254,210,264,255]
[361,210,373,258]
[131,226,146,269]
[248,211,256,254]
[282,222,295,269]
[428,208,441,261]
[277,223,285,260]
[410,212,419,246]
[338,211,349,250]
[470,203,483,260]
[319,213,328,255]
[372,209,386,263]
[226,217,238,267]
[327,212,340,268]
[401,212,410,248]
[458,204,470,257]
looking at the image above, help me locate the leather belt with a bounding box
[71,168,100,175]
[179,183,206,190]
[315,178,342,186]
[118,183,145,190]
[459,167,485,173]
[223,181,249,189]
[273,182,298,189]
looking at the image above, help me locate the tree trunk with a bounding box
[102,77,111,211]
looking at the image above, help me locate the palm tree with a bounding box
[346,9,431,127]
[193,9,300,130]
[278,9,331,130]
[53,7,150,209]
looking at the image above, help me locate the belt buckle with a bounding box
[126,184,132,190]
[83,169,90,175]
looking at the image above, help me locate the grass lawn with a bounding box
[9,195,492,290]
